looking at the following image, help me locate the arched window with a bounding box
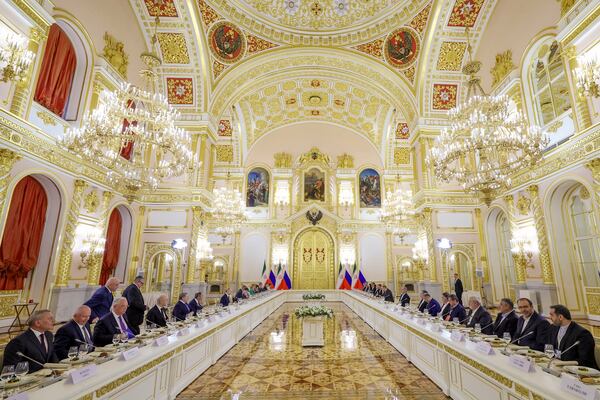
[529,39,572,127]
[449,251,473,291]
[567,186,600,287]
[496,213,516,297]
[34,23,77,118]
[0,177,47,290]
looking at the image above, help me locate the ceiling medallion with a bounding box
[384,27,419,69]
[208,21,246,64]
[308,95,322,105]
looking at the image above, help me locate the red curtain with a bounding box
[99,209,122,285]
[119,100,136,160]
[34,24,77,117]
[0,177,48,290]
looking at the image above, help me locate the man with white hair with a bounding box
[92,297,134,346]
[84,277,120,322]
[464,296,493,334]
[146,294,169,327]
[53,305,94,359]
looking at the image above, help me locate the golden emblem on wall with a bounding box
[516,194,531,215]
[84,190,99,214]
[299,147,330,166]
[274,152,292,168]
[490,50,516,88]
[102,32,129,78]
[337,153,354,169]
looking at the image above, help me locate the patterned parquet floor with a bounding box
[178,303,449,400]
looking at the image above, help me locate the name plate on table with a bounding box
[475,341,494,355]
[417,318,427,326]
[561,374,599,400]
[69,364,97,384]
[121,346,140,361]
[154,336,169,347]
[451,330,465,342]
[195,321,205,329]
[7,394,28,400]
[428,323,441,332]
[178,327,190,336]
[509,354,535,372]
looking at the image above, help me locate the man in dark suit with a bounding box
[424,293,441,316]
[445,294,467,322]
[93,297,135,347]
[220,288,232,307]
[189,292,203,316]
[515,298,550,351]
[84,277,120,322]
[122,276,146,335]
[146,294,169,327]
[2,310,59,372]
[548,304,598,368]
[440,292,451,319]
[53,305,94,360]
[382,285,394,302]
[417,291,429,313]
[454,273,464,305]
[492,298,518,339]
[464,297,493,334]
[172,292,191,321]
[399,286,410,307]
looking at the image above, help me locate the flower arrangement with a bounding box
[294,305,334,319]
[302,293,326,300]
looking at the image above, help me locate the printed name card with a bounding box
[417,318,427,326]
[450,330,465,342]
[69,364,97,384]
[561,374,599,400]
[121,346,140,361]
[7,393,28,400]
[154,336,169,347]
[508,354,535,372]
[195,320,205,329]
[428,323,441,333]
[178,327,190,336]
[475,340,495,355]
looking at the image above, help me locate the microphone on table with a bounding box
[501,330,534,355]
[478,321,495,333]
[16,352,46,369]
[544,340,581,374]
[146,317,165,328]
[74,338,94,351]
[458,315,471,324]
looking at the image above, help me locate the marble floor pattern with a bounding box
[178,303,449,400]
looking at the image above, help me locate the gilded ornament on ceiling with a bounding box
[144,0,178,17]
[218,120,232,136]
[384,27,419,69]
[437,41,467,71]
[447,0,484,28]
[401,66,416,83]
[215,145,234,162]
[490,50,516,87]
[394,147,411,165]
[198,0,220,27]
[395,123,410,139]
[516,194,531,215]
[310,79,321,88]
[166,77,193,105]
[409,2,432,34]
[246,34,278,54]
[84,190,99,214]
[212,59,227,79]
[353,38,384,60]
[580,186,590,200]
[274,152,292,168]
[432,83,458,110]
[208,21,246,64]
[156,32,190,64]
[336,153,354,169]
[102,32,128,78]
[299,147,330,166]
[560,0,577,16]
[36,111,56,126]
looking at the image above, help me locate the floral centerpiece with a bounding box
[302,293,326,300]
[294,305,333,319]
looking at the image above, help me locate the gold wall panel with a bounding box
[293,228,334,289]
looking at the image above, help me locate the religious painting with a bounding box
[246,168,269,207]
[208,21,246,64]
[384,28,419,68]
[359,169,381,208]
[304,168,325,202]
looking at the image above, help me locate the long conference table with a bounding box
[21,290,592,400]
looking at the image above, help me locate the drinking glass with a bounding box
[15,362,28,378]
[120,333,128,343]
[502,332,511,344]
[544,344,555,359]
[453,317,459,323]
[112,334,120,346]
[0,365,15,383]
[79,344,90,354]
[67,346,78,360]
[474,323,482,334]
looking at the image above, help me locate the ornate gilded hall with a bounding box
[0,0,599,399]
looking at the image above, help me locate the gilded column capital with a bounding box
[586,159,600,181]
[526,185,539,196]
[503,194,514,206]
[0,149,21,169]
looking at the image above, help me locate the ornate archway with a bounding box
[293,228,335,289]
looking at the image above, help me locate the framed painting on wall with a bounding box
[359,168,381,208]
[304,168,325,202]
[246,168,269,207]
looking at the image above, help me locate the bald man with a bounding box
[146,294,169,328]
[84,277,120,322]
[93,298,134,347]
[53,305,94,359]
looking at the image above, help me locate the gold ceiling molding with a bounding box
[157,32,190,64]
[436,41,467,71]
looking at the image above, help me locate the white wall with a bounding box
[359,232,386,282]
[239,231,268,282]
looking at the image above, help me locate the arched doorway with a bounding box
[293,228,335,289]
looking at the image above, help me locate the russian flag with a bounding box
[267,267,277,289]
[277,270,291,290]
[353,270,366,290]
[341,269,352,290]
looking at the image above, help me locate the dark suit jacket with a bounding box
[465,307,493,334]
[445,304,467,322]
[549,322,598,369]
[220,293,230,307]
[399,293,410,307]
[122,284,145,334]
[146,305,168,327]
[172,301,190,321]
[93,313,131,347]
[427,299,441,316]
[492,310,519,339]
[418,300,429,313]
[515,312,550,351]
[454,279,464,297]
[84,286,114,321]
[2,329,58,372]
[440,303,451,319]
[53,320,94,360]
[383,289,394,302]
[188,298,203,316]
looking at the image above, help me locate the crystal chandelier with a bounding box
[195,222,213,261]
[0,26,34,83]
[62,16,192,191]
[574,49,600,98]
[380,176,413,226]
[211,173,246,242]
[428,30,547,205]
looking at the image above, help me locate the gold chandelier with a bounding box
[211,172,246,242]
[428,30,547,205]
[380,176,413,226]
[62,16,192,191]
[0,25,34,83]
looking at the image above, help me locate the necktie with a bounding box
[83,326,92,345]
[39,333,47,355]
[118,316,135,339]
[161,308,168,321]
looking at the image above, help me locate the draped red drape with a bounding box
[34,24,77,117]
[99,209,122,285]
[0,177,48,290]
[119,99,136,160]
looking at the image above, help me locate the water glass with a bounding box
[502,332,511,343]
[68,346,78,360]
[0,365,15,383]
[15,362,28,378]
[544,344,555,359]
[112,334,120,346]
[474,323,482,334]
[119,333,128,343]
[453,317,459,323]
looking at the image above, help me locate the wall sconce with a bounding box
[274,180,290,208]
[575,48,600,98]
[76,225,106,270]
[0,26,34,83]
[338,181,354,210]
[196,224,213,261]
[510,226,538,269]
[412,238,428,264]
[272,245,288,266]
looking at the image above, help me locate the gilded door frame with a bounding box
[292,227,336,289]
